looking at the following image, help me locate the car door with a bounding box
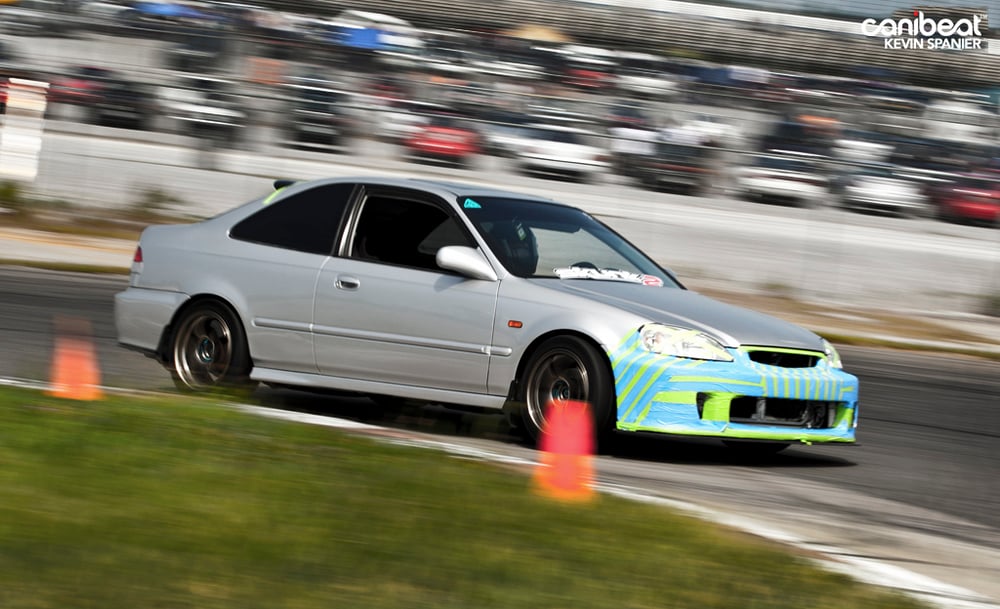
[225,181,355,373]
[312,186,499,394]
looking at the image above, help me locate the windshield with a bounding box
[297,87,341,111]
[656,143,706,159]
[756,156,817,172]
[956,177,1000,191]
[855,165,895,178]
[459,196,678,285]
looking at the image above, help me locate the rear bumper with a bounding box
[843,195,928,213]
[114,287,189,357]
[943,200,1000,221]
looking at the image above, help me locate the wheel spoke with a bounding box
[526,350,593,432]
[176,311,233,388]
[563,367,588,400]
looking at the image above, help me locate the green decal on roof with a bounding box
[263,188,286,206]
[463,198,481,209]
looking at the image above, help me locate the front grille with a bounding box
[745,349,819,368]
[729,397,838,428]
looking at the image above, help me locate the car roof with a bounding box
[524,123,593,134]
[278,176,559,204]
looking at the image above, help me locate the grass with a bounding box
[0,259,130,275]
[0,386,926,609]
[0,181,192,241]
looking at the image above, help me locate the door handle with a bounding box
[335,275,360,290]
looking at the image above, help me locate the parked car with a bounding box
[607,123,658,179]
[615,51,678,99]
[831,129,894,165]
[373,99,448,144]
[678,114,744,149]
[562,45,617,90]
[158,75,246,145]
[114,176,859,452]
[889,138,963,197]
[0,65,37,115]
[839,165,931,218]
[163,25,229,73]
[403,113,480,168]
[89,76,155,130]
[604,101,651,129]
[757,118,835,158]
[468,49,550,81]
[633,142,716,195]
[476,108,533,157]
[0,38,15,65]
[934,173,1000,225]
[49,66,119,105]
[734,152,830,207]
[286,82,350,151]
[514,124,610,182]
[0,1,73,36]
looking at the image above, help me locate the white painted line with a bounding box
[235,403,384,431]
[596,483,999,609]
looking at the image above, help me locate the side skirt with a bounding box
[251,367,508,410]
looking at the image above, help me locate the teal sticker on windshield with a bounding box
[463,198,481,209]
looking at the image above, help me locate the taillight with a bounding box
[133,246,143,263]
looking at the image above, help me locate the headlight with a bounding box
[822,339,843,369]
[639,324,733,362]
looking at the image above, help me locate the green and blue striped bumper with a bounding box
[610,335,858,444]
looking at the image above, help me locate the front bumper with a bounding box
[844,194,927,213]
[647,170,703,186]
[609,337,858,444]
[521,155,606,174]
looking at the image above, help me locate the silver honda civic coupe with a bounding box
[115,176,858,451]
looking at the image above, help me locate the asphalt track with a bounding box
[1,266,998,606]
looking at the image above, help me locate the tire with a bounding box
[367,394,407,410]
[169,300,253,393]
[517,335,615,447]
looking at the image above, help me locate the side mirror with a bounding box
[436,246,498,281]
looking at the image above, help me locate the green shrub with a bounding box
[0,180,25,210]
[982,292,1000,317]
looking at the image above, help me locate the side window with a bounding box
[352,194,474,271]
[230,183,353,255]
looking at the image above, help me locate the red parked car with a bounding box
[403,114,480,168]
[48,66,118,105]
[935,173,1000,225]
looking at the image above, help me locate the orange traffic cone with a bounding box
[534,399,595,502]
[47,316,103,401]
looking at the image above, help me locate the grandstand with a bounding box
[306,0,999,89]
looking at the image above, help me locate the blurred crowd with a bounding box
[1,0,999,225]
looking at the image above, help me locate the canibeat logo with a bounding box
[861,9,986,50]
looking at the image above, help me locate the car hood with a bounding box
[535,279,824,350]
[850,178,920,195]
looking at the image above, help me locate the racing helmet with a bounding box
[487,219,538,277]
